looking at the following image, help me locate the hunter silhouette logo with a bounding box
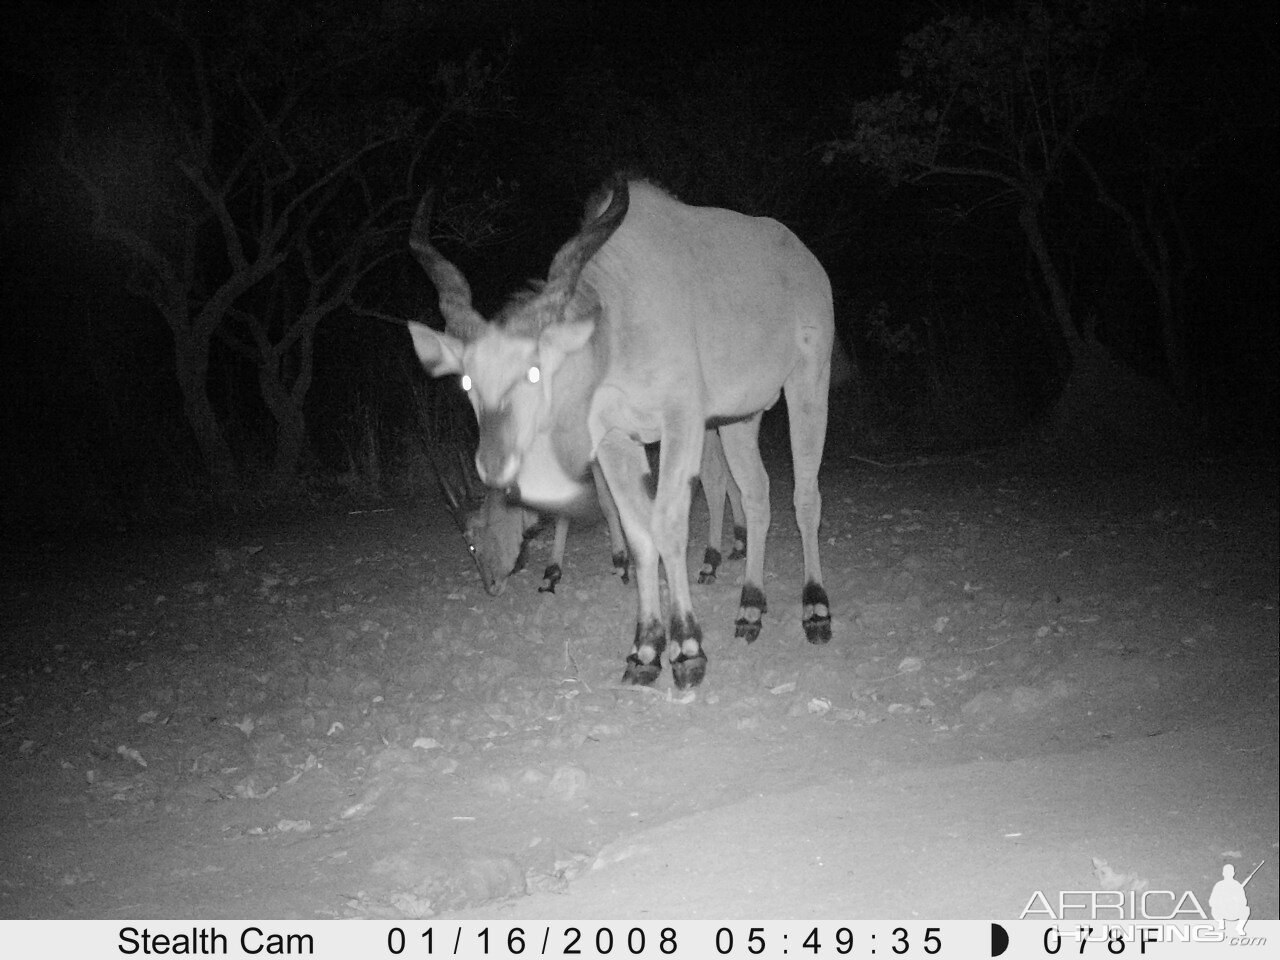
[1209,860,1263,936]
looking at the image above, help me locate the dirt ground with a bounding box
[2,446,1276,926]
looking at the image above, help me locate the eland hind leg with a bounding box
[538,465,631,594]
[725,456,747,561]
[784,342,833,643]
[539,516,570,593]
[591,460,630,583]
[595,434,665,686]
[697,428,743,584]
[648,417,707,688]
[716,413,770,643]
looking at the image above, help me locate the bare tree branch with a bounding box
[349,305,412,327]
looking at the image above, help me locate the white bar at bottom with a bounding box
[0,919,1273,959]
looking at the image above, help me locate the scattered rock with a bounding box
[545,765,590,802]
[477,774,512,797]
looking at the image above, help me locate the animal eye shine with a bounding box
[460,374,472,392]
[527,366,541,384]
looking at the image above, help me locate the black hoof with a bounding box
[623,619,665,685]
[671,653,707,689]
[729,525,748,561]
[669,613,706,689]
[697,547,722,585]
[735,583,767,643]
[611,550,630,585]
[622,658,663,686]
[538,563,562,594]
[804,618,832,643]
[802,581,832,644]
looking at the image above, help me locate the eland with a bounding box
[409,175,834,688]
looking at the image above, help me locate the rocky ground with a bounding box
[2,447,1276,927]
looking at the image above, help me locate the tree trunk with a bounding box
[258,323,317,480]
[259,365,306,479]
[271,405,308,479]
[173,337,238,485]
[1018,198,1081,376]
[1017,200,1190,467]
[1144,192,1188,399]
[1072,145,1192,401]
[1153,278,1185,396]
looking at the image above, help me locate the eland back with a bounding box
[409,176,834,688]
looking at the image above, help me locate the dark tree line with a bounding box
[1,0,1273,530]
[829,1,1274,453]
[49,1,516,482]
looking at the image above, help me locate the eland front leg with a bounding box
[596,434,666,686]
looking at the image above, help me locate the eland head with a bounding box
[407,180,628,509]
[432,446,534,596]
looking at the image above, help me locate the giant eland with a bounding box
[408,175,834,688]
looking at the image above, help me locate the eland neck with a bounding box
[511,322,605,512]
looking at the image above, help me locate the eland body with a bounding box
[409,176,834,688]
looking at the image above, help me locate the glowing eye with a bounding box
[460,374,472,392]
[527,366,541,384]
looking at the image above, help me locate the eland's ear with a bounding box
[409,322,465,376]
[537,320,595,362]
